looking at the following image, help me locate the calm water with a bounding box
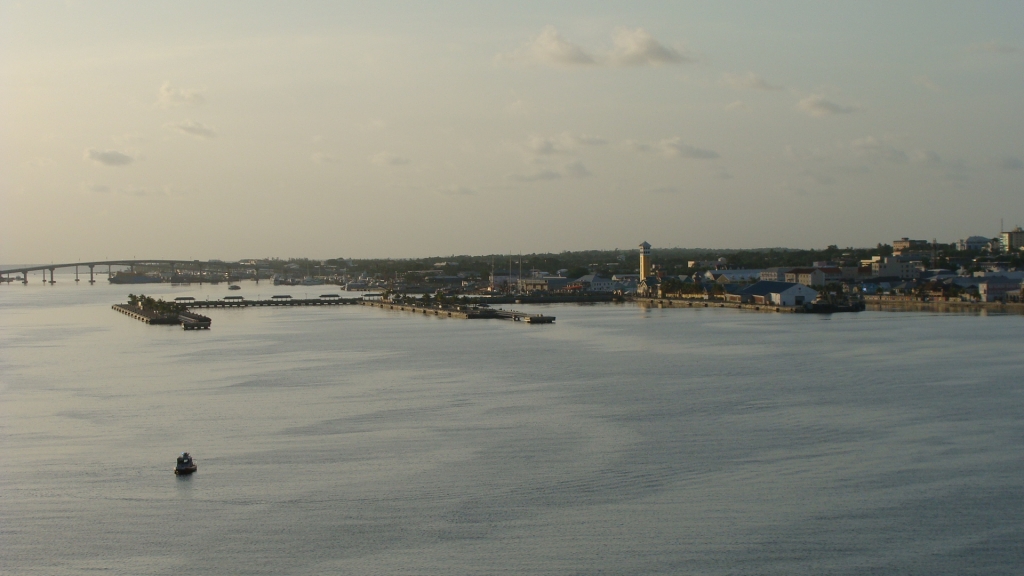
[2,276,1023,575]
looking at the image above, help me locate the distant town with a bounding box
[4,227,1024,307]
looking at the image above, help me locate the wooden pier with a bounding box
[112,304,212,329]
[183,297,361,308]
[359,300,555,323]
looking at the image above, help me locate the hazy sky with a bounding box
[3,1,1023,262]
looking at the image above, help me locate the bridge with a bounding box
[0,260,245,284]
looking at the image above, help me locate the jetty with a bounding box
[112,304,212,329]
[360,300,555,323]
[183,296,361,308]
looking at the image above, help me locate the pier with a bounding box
[112,304,212,329]
[184,296,361,308]
[633,297,806,313]
[359,300,555,323]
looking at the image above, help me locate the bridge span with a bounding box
[1,260,242,284]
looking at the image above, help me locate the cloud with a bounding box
[157,81,205,108]
[912,150,943,164]
[913,75,940,91]
[438,186,477,196]
[525,132,606,156]
[572,134,608,146]
[497,26,596,67]
[312,152,340,164]
[998,157,1024,171]
[659,137,719,159]
[623,140,651,152]
[971,41,1017,54]
[798,94,857,117]
[723,72,782,91]
[371,152,411,166]
[83,183,111,193]
[527,135,567,155]
[609,27,691,66]
[165,120,216,138]
[511,169,562,182]
[84,148,134,166]
[564,160,591,178]
[498,26,689,68]
[849,136,908,163]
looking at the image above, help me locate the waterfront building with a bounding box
[870,257,921,280]
[957,236,992,252]
[1001,226,1024,253]
[704,269,762,283]
[732,281,818,306]
[893,237,929,255]
[760,267,794,282]
[574,274,616,293]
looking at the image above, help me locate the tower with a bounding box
[639,241,652,281]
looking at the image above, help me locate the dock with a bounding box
[112,304,212,329]
[359,300,555,323]
[183,297,361,308]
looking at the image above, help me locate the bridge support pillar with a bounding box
[89,265,95,284]
[49,268,55,284]
[75,266,79,282]
[23,272,28,284]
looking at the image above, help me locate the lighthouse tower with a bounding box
[639,241,652,281]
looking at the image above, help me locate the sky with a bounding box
[2,1,1023,262]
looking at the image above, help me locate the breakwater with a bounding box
[360,300,555,323]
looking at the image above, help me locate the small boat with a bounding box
[174,452,198,475]
[228,284,241,290]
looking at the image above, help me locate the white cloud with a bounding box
[723,72,782,91]
[498,26,689,68]
[157,81,205,108]
[659,137,719,159]
[497,26,596,67]
[849,136,907,163]
[165,120,216,138]
[609,27,691,66]
[371,152,411,166]
[84,148,134,166]
[971,41,1017,54]
[511,169,562,182]
[438,186,477,196]
[564,160,591,178]
[798,94,857,117]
